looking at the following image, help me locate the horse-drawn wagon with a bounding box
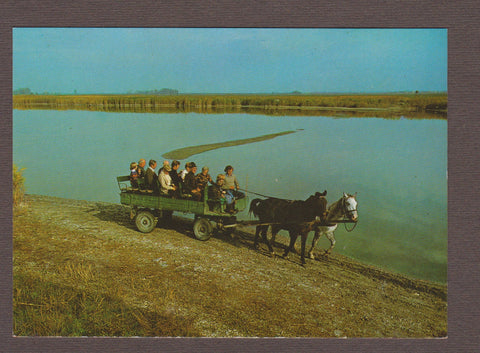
[116,175,248,241]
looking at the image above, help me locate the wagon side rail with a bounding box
[117,175,131,192]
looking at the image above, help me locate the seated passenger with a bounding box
[208,174,235,213]
[179,161,193,181]
[129,162,139,189]
[144,159,158,193]
[158,160,170,174]
[196,166,213,195]
[183,162,202,201]
[135,158,146,190]
[170,160,182,188]
[223,165,245,200]
[159,164,177,197]
[136,159,146,178]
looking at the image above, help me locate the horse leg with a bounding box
[270,225,283,252]
[324,231,336,256]
[269,225,278,249]
[253,225,261,249]
[300,232,307,265]
[283,231,298,259]
[308,229,322,260]
[263,225,275,255]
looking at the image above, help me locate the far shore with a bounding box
[13,93,447,119]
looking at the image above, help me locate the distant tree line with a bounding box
[13,88,179,95]
[13,88,65,95]
[130,88,179,95]
[13,88,33,95]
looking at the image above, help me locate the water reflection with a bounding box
[13,109,447,282]
[13,103,446,120]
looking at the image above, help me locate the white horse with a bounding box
[308,192,358,259]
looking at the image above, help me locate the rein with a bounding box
[237,188,292,201]
[243,188,359,231]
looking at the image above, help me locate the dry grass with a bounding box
[13,164,26,208]
[13,195,447,337]
[13,217,199,337]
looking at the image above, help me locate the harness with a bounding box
[341,196,358,232]
[243,187,358,231]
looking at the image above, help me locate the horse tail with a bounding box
[249,198,264,218]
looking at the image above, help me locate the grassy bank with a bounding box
[162,130,297,159]
[13,195,447,337]
[12,93,447,119]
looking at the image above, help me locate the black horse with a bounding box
[249,191,327,265]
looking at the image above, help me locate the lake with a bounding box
[13,110,447,283]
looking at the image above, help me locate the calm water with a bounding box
[13,110,447,283]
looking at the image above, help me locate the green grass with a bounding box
[162,130,297,159]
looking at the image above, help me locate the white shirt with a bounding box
[179,169,188,180]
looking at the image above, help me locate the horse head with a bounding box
[342,192,358,221]
[306,190,328,221]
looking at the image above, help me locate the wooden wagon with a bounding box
[117,176,248,241]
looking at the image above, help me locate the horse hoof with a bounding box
[309,253,315,260]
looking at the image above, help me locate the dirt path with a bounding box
[13,194,447,337]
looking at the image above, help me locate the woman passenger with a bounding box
[223,165,244,199]
[159,164,177,196]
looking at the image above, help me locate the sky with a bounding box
[13,28,447,94]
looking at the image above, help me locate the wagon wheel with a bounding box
[135,210,158,233]
[193,217,213,241]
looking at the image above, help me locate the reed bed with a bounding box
[13,93,447,119]
[13,164,25,208]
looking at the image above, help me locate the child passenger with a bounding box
[129,162,139,189]
[209,174,235,213]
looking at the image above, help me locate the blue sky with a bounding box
[13,28,447,94]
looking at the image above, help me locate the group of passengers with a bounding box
[128,158,243,213]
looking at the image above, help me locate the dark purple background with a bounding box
[2,1,479,352]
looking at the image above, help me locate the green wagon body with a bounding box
[117,175,248,240]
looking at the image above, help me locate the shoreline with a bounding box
[13,194,447,337]
[12,93,447,119]
[18,193,447,288]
